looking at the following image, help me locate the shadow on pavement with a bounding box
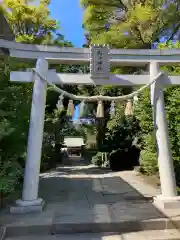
[0,162,173,237]
[38,162,165,227]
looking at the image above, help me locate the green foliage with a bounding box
[165,86,180,162]
[92,152,103,167]
[134,42,180,182]
[139,134,158,175]
[81,0,180,48]
[134,88,153,135]
[0,160,23,195]
[2,0,58,44]
[82,123,97,148]
[0,58,32,197]
[105,105,140,152]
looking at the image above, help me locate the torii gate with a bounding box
[1,39,180,213]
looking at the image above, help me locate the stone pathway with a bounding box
[1,161,180,239]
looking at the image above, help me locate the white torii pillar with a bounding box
[10,58,48,213]
[150,61,180,209]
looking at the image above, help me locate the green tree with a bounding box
[1,0,58,43]
[81,0,180,48]
[0,0,63,202]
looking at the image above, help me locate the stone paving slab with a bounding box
[1,163,180,237]
[0,227,6,240]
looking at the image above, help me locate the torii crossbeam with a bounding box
[10,71,180,86]
[1,39,180,65]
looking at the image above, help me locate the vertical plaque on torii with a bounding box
[90,45,110,80]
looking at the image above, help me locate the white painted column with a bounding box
[11,58,48,213]
[150,61,177,198]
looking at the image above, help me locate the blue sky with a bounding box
[49,0,83,120]
[49,0,85,47]
[73,105,80,121]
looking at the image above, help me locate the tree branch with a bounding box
[133,26,146,44]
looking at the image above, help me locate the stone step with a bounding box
[2,217,180,239]
[4,230,180,240]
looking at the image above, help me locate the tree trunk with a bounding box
[54,119,62,165]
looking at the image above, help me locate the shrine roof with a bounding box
[64,137,85,148]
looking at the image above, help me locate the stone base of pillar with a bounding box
[10,198,45,214]
[154,195,180,210]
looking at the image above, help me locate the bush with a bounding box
[109,146,140,171]
[109,149,126,171]
[133,87,159,176]
[140,150,158,175]
[0,159,23,207]
[103,109,141,170]
[105,114,141,153]
[41,145,55,172]
[92,152,103,167]
[41,129,57,172]
[139,134,158,175]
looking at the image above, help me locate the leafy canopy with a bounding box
[1,0,58,43]
[81,0,180,48]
